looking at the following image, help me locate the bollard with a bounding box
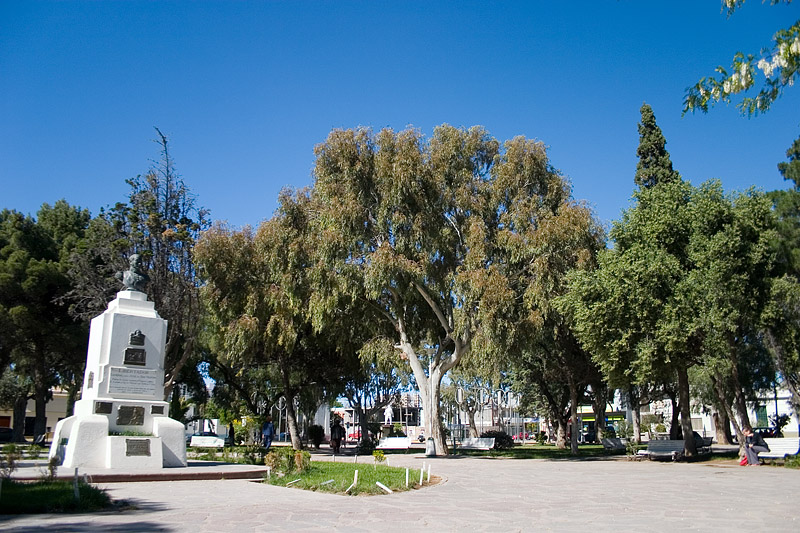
[427,463,431,482]
[425,437,436,457]
[376,481,393,494]
[73,468,80,501]
[405,468,409,488]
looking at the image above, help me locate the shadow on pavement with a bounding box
[0,521,171,532]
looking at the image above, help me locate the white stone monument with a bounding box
[49,272,187,469]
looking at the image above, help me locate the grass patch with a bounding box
[0,480,111,514]
[265,461,427,495]
[455,443,626,459]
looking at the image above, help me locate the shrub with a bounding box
[372,450,386,463]
[265,447,311,474]
[480,430,514,450]
[356,438,375,455]
[536,431,547,445]
[389,423,406,437]
[1,443,21,478]
[308,425,325,449]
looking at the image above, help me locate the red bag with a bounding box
[740,456,748,466]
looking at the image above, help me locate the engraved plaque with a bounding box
[126,438,151,456]
[87,371,94,389]
[151,405,164,415]
[129,329,145,346]
[108,367,160,396]
[117,406,145,426]
[94,401,113,414]
[124,348,147,366]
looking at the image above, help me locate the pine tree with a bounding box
[634,103,680,189]
[778,135,800,189]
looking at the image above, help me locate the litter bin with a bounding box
[425,437,436,457]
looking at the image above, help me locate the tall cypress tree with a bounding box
[635,103,680,189]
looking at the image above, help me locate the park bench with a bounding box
[601,437,625,451]
[761,437,800,462]
[376,437,412,450]
[640,437,712,461]
[643,439,686,461]
[458,437,495,451]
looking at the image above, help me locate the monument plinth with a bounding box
[49,288,187,469]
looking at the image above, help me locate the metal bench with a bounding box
[761,438,800,461]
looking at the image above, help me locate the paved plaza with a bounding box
[2,453,799,532]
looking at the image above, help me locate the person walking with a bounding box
[262,416,275,451]
[330,419,345,454]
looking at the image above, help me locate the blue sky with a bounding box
[2,1,799,230]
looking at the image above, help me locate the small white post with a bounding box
[405,468,409,488]
[266,466,271,480]
[345,469,359,493]
[376,481,393,494]
[419,467,424,485]
[427,463,431,482]
[286,478,301,486]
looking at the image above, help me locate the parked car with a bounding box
[348,430,361,441]
[0,427,13,443]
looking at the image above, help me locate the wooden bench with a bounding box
[761,438,800,462]
[459,437,495,451]
[375,437,412,450]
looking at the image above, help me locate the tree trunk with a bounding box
[467,408,479,438]
[33,380,49,443]
[428,374,448,454]
[676,366,697,457]
[13,393,28,443]
[568,381,579,455]
[712,409,732,445]
[712,373,744,447]
[632,403,642,443]
[668,391,680,440]
[279,363,302,450]
[732,387,752,433]
[592,384,607,444]
[555,417,567,449]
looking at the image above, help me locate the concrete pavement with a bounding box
[2,453,799,532]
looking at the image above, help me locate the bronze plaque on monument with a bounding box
[94,401,113,414]
[151,405,164,415]
[117,406,145,426]
[126,438,151,456]
[124,348,147,366]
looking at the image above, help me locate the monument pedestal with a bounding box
[50,290,187,469]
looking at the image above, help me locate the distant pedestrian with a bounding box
[742,428,769,465]
[228,421,236,446]
[330,419,345,454]
[262,416,275,451]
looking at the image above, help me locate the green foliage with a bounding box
[0,480,111,514]
[684,2,799,116]
[264,447,311,474]
[389,423,406,437]
[635,104,680,189]
[372,449,386,463]
[1,443,21,478]
[480,430,515,450]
